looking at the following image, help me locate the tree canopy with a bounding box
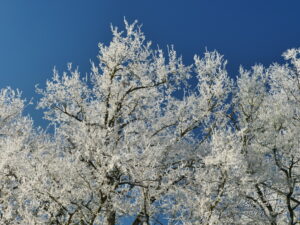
[1,20,300,225]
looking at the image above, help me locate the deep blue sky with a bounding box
[1,0,300,127]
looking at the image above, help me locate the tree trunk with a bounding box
[106,211,116,225]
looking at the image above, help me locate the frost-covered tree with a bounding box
[0,87,49,224]
[2,20,300,225]
[0,87,31,223]
[31,20,231,224]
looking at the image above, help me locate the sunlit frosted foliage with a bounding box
[3,20,300,225]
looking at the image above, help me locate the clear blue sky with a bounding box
[1,0,300,127]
